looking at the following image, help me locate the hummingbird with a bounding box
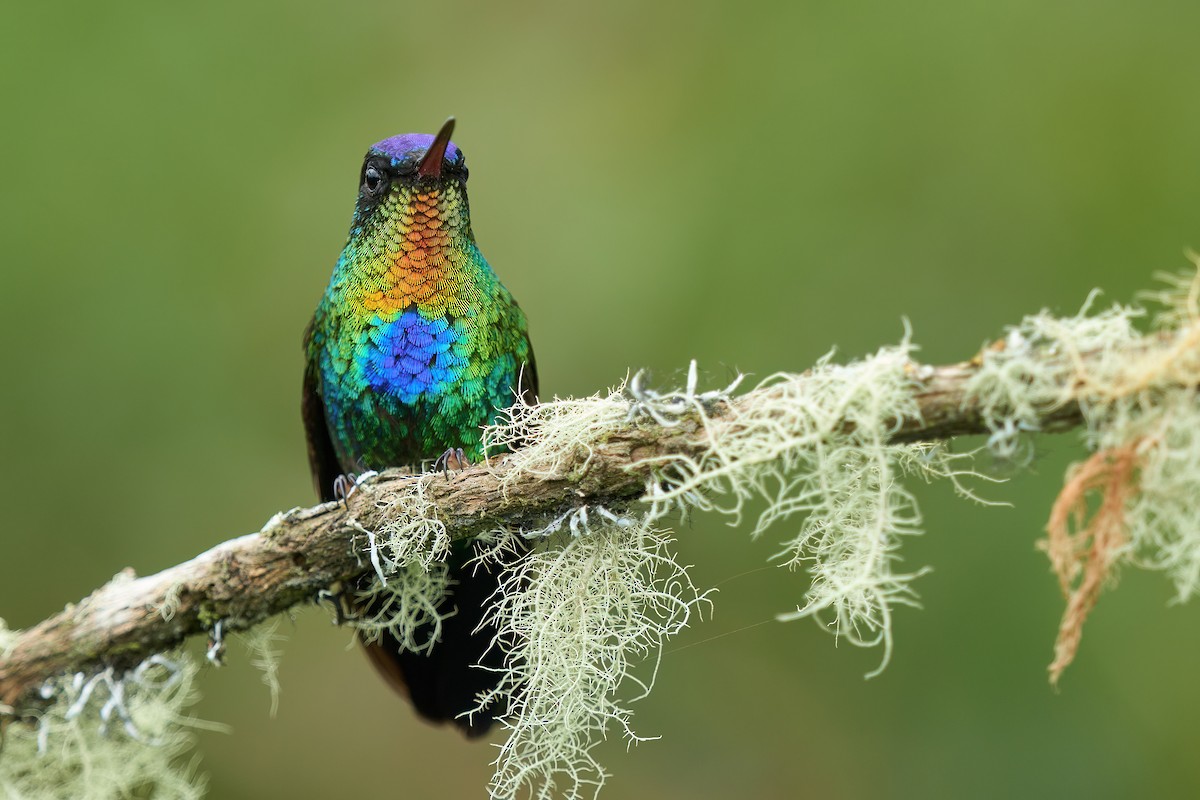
[302,118,537,737]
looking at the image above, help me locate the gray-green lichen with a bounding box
[473,518,706,800]
[343,476,453,653]
[965,259,1200,677]
[0,648,212,800]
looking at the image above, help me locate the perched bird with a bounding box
[302,118,537,737]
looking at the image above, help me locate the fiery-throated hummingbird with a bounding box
[302,118,537,737]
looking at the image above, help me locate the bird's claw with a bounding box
[333,473,356,508]
[433,447,470,479]
[316,581,352,625]
[332,470,379,508]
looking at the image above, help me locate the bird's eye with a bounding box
[363,165,385,195]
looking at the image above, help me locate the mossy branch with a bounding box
[0,326,1180,714]
[7,267,1200,799]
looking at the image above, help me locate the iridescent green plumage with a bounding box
[302,121,536,737]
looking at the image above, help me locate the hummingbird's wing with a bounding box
[361,543,511,738]
[518,335,539,407]
[301,319,342,503]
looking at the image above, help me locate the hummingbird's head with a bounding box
[364,118,466,187]
[350,118,471,239]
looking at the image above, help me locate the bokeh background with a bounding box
[3,2,1200,798]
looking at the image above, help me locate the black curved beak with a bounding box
[417,117,456,179]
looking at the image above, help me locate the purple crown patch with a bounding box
[370,133,462,165]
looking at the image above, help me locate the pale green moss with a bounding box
[472,344,982,796]
[967,262,1200,676]
[636,342,946,674]
[343,476,454,654]
[489,341,980,683]
[1085,266,1200,602]
[964,291,1143,459]
[239,618,285,717]
[0,654,213,800]
[350,560,450,655]
[1121,391,1200,601]
[485,385,634,490]
[474,517,707,800]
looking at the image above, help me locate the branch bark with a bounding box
[0,350,1091,712]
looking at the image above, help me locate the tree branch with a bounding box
[0,331,1169,713]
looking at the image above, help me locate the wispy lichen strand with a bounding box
[966,262,1200,680]
[474,518,707,800]
[964,290,1142,457]
[346,477,453,652]
[0,650,211,800]
[635,343,951,673]
[470,345,968,795]
[1123,391,1200,601]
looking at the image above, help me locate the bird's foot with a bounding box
[433,447,469,479]
[316,581,352,625]
[332,470,379,508]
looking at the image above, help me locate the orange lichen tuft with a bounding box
[1044,438,1146,685]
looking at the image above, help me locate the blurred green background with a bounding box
[3,1,1200,798]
